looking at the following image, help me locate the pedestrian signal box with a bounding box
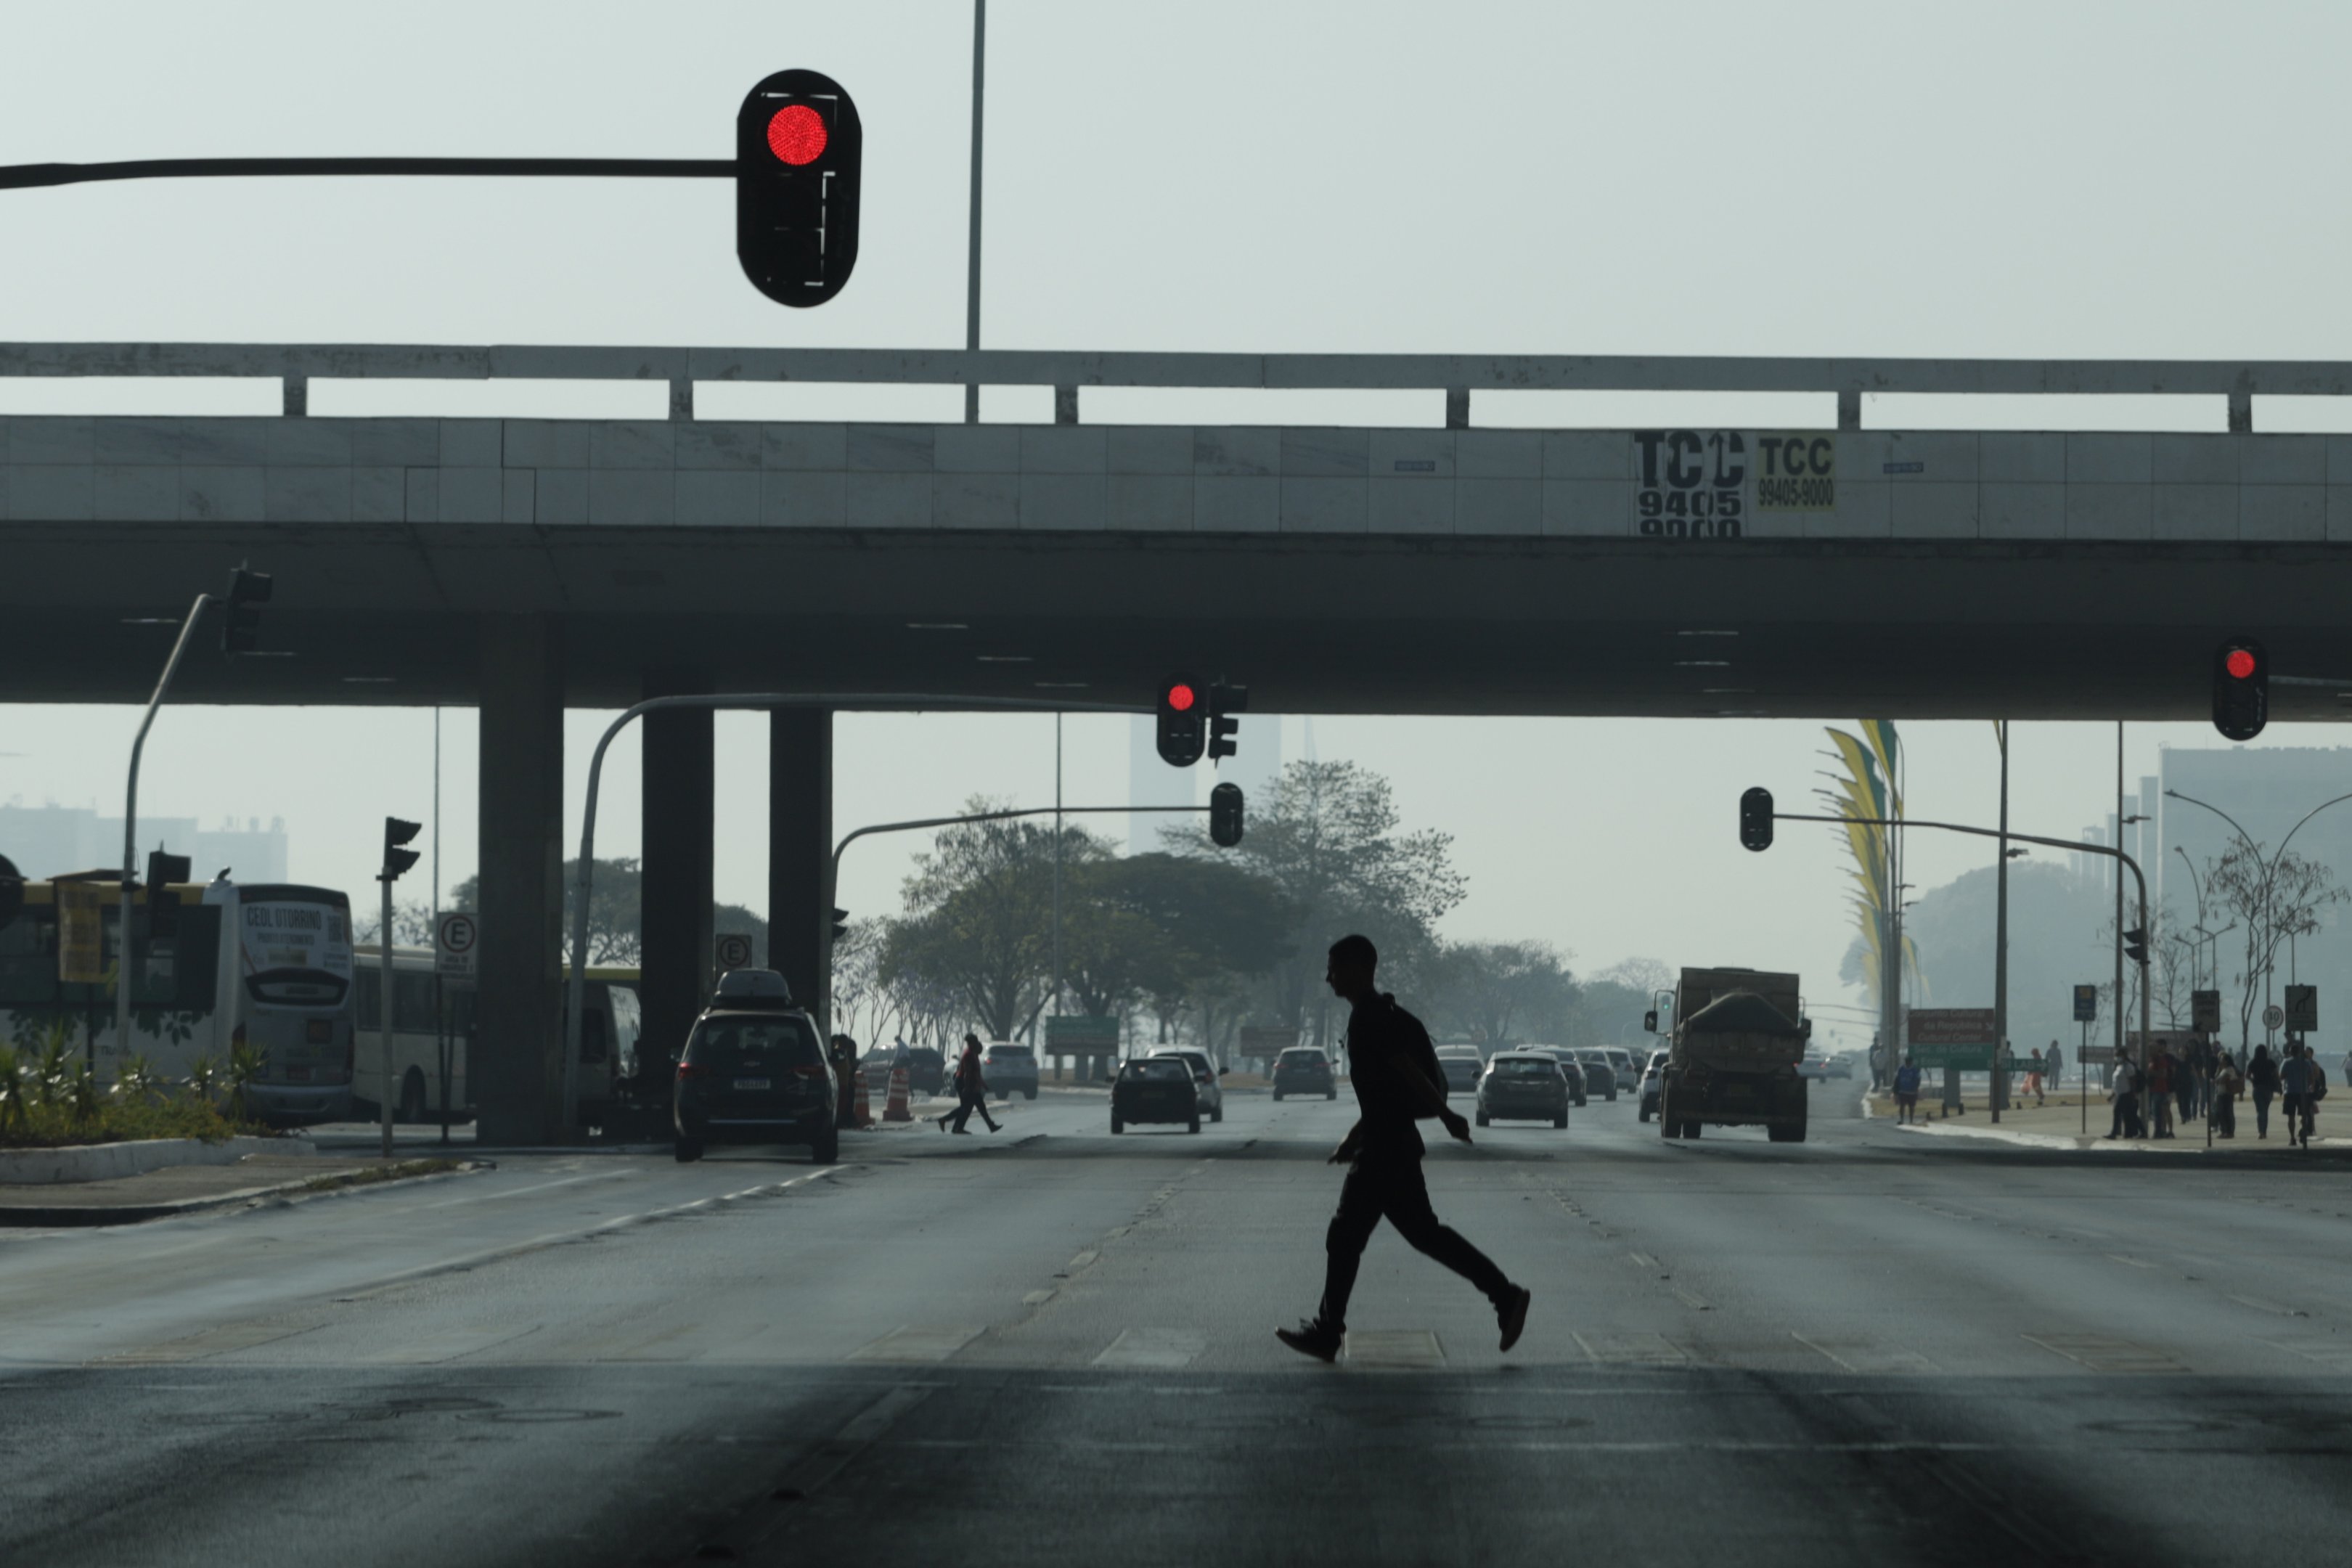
[1739,787,1774,852]
[737,69,862,307]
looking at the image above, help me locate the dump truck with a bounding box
[1644,966,1810,1142]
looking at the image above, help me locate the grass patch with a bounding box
[298,1158,465,1194]
[0,1095,264,1151]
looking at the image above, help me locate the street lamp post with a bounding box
[2164,785,2352,1056]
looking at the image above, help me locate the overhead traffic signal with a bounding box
[145,850,191,939]
[831,906,850,942]
[221,566,271,655]
[2121,926,2149,965]
[737,69,862,307]
[2213,637,2267,741]
[1206,682,1248,764]
[1156,674,1205,767]
[1739,787,1775,852]
[1209,783,1245,847]
[381,817,422,883]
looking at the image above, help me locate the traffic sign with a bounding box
[2078,1044,2118,1066]
[2192,989,2221,1033]
[2286,984,2318,1033]
[1907,1008,1996,1071]
[56,881,105,984]
[2073,984,2099,1023]
[435,911,478,977]
[716,934,756,972]
[2264,1004,2285,1032]
[1046,1014,1119,1048]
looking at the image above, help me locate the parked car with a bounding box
[983,1042,1040,1100]
[1572,1048,1619,1101]
[1475,1053,1570,1129]
[1112,1055,1200,1133]
[1637,1049,1668,1122]
[902,1047,947,1095]
[1272,1048,1336,1101]
[1532,1046,1588,1106]
[673,969,836,1164]
[1435,1045,1485,1095]
[1148,1048,1226,1122]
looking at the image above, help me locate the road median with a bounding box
[0,1153,487,1227]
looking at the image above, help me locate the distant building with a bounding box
[0,801,288,884]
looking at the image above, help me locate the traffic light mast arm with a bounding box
[115,590,212,1059]
[0,158,732,192]
[1773,809,2152,1057]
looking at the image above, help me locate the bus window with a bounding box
[393,972,436,1034]
[0,907,57,1007]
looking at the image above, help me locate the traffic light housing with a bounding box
[145,850,191,939]
[737,69,861,308]
[831,906,849,942]
[381,817,422,883]
[1209,783,1245,847]
[221,566,271,655]
[2122,926,2148,964]
[1206,682,1248,764]
[1739,787,1774,852]
[1156,674,1205,767]
[2213,637,2267,741]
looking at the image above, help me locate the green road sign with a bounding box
[1907,1042,1996,1071]
[1045,1014,1119,1048]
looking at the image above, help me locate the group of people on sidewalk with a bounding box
[2106,1040,2331,1147]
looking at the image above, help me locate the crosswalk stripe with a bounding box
[1792,1334,1938,1374]
[98,1320,321,1365]
[1093,1328,1207,1370]
[850,1326,984,1363]
[2022,1334,2185,1373]
[1572,1331,1689,1367]
[1346,1329,1445,1368]
[2262,1339,2352,1373]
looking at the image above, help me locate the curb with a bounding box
[0,1159,494,1228]
[0,1135,317,1187]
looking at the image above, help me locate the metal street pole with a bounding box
[379,865,396,1158]
[1051,713,1063,1074]
[2115,723,2126,1075]
[117,592,212,1060]
[1993,720,2009,1124]
[963,0,986,424]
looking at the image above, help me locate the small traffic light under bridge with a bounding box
[1739,787,1775,852]
[2213,637,2267,741]
[1156,675,1205,767]
[1209,783,1245,848]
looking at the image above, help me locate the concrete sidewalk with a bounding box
[1867,1089,2348,1153]
[0,1152,484,1227]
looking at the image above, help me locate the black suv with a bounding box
[1111,1055,1201,1133]
[674,970,836,1164]
[1271,1048,1336,1101]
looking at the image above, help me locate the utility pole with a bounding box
[1993,720,2009,1123]
[2114,723,2126,1073]
[1051,712,1063,1078]
[117,591,213,1060]
[963,0,986,425]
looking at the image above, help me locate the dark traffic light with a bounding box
[831,906,849,942]
[145,850,191,939]
[737,69,861,308]
[2122,926,2149,964]
[1739,787,1775,852]
[382,817,422,883]
[221,566,271,654]
[1206,682,1247,764]
[2213,637,2267,741]
[1209,783,1245,847]
[1156,674,1205,767]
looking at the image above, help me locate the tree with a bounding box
[1171,759,1465,1046]
[447,858,767,968]
[353,900,436,947]
[1427,941,1577,1045]
[2205,842,2347,1055]
[880,801,1089,1041]
[1870,862,2114,1051]
[1061,852,1294,1048]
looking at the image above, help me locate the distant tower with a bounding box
[1128,716,1196,854]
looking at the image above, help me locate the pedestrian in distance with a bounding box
[2303,1045,2327,1145]
[936,1032,1002,1135]
[1276,934,1532,1365]
[2175,1042,2198,1125]
[2213,1051,2242,1139]
[1892,1055,1922,1124]
[2147,1047,2176,1139]
[2249,1045,2279,1139]
[2045,1039,2066,1102]
[2025,1048,2046,1106]
[2107,1051,2141,1140]
[2280,1045,2311,1148]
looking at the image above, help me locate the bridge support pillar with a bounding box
[640,672,715,1085]
[474,615,566,1146]
[768,709,834,1030]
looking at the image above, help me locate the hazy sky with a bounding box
[4,1,2349,1037]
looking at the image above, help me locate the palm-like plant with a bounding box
[34,1027,73,1110]
[114,1053,162,1104]
[185,1053,221,1107]
[224,1041,266,1124]
[65,1063,102,1128]
[0,1045,28,1135]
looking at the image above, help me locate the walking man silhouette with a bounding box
[1278,934,1532,1363]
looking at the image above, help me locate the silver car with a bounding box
[1148,1048,1227,1123]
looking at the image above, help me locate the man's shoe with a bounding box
[1275,1320,1342,1363]
[1498,1286,1532,1352]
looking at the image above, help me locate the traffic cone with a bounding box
[852,1067,875,1129]
[883,1066,913,1122]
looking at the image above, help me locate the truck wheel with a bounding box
[1683,1119,1702,1138]
[674,1138,703,1164]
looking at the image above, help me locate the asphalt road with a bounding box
[5,1081,2352,1568]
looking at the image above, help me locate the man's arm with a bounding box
[1328,1115,1363,1164]
[1388,1035,1472,1143]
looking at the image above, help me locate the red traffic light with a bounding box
[1167,682,1197,713]
[2225,648,2258,680]
[766,105,828,166]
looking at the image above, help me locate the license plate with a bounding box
[733,1078,771,1091]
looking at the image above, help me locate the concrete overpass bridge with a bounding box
[7,342,2352,1140]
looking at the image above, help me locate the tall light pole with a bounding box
[2164,785,2352,1054]
[1993,721,2009,1122]
[963,0,986,425]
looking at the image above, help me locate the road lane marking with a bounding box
[1628,1252,1658,1268]
[1021,1289,1055,1305]
[1572,1331,1689,1367]
[1667,1286,1713,1311]
[356,1324,543,1364]
[2226,1294,2310,1318]
[1793,1334,1938,1374]
[415,1171,630,1210]
[1093,1328,1208,1370]
[2021,1334,2185,1373]
[1346,1329,1445,1369]
[849,1326,984,1363]
[2261,1339,2352,1372]
[99,1319,323,1365]
[2104,1254,2155,1269]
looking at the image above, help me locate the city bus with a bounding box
[0,874,357,1125]
[348,944,641,1127]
